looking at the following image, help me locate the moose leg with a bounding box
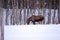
[27,21,30,24]
[33,21,35,24]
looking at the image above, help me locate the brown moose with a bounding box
[27,15,44,24]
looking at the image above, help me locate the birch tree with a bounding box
[0,8,4,40]
[58,0,60,23]
[52,0,56,24]
[48,0,51,24]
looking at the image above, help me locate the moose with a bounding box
[27,15,44,24]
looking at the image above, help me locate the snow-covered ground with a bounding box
[4,24,60,40]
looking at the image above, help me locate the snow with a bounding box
[4,24,60,40]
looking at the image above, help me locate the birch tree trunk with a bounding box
[24,0,26,24]
[48,0,51,24]
[0,0,3,8]
[18,0,22,25]
[0,8,4,40]
[58,0,60,23]
[5,0,10,25]
[26,0,30,24]
[53,0,56,24]
[42,0,46,24]
[11,0,15,25]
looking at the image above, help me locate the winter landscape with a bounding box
[0,0,60,40]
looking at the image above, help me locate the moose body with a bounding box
[27,15,44,24]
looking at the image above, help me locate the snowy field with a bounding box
[4,24,60,40]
